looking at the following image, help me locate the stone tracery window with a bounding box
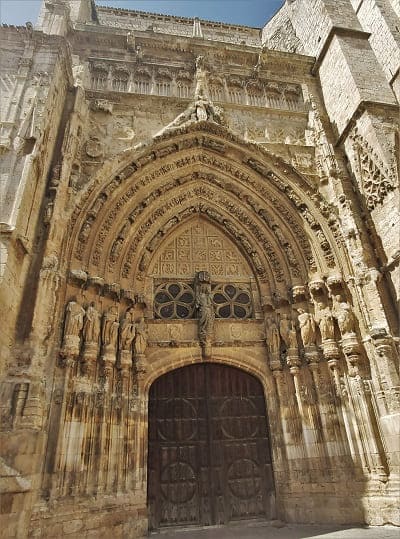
[212,283,253,319]
[246,81,265,107]
[154,282,195,319]
[283,84,303,110]
[227,77,244,104]
[91,67,108,90]
[265,83,283,108]
[177,82,190,98]
[135,79,151,94]
[154,281,253,320]
[209,84,224,102]
[134,67,152,95]
[156,81,171,96]
[112,69,129,92]
[248,91,264,107]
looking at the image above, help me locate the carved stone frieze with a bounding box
[350,128,396,210]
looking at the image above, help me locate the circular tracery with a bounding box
[154,280,254,320]
[154,282,195,319]
[213,284,253,319]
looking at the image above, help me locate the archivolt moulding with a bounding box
[65,121,344,285]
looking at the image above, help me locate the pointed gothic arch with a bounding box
[64,121,345,307]
[47,120,373,535]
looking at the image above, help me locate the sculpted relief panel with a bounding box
[150,218,253,279]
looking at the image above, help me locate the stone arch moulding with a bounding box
[143,349,272,395]
[64,122,346,298]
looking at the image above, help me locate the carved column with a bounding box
[322,339,356,458]
[19,380,45,430]
[303,346,327,456]
[133,315,148,380]
[54,299,86,490]
[342,336,388,481]
[331,272,400,415]
[267,312,306,478]
[370,329,400,415]
[286,346,306,438]
[272,367,305,471]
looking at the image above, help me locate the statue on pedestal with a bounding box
[64,300,85,340]
[332,295,356,336]
[297,308,316,347]
[83,302,100,344]
[102,306,119,349]
[62,300,85,358]
[134,315,148,357]
[120,307,136,351]
[195,272,215,347]
[314,299,335,341]
[266,316,280,356]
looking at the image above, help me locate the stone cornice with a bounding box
[95,5,261,32]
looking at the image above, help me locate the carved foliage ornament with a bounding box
[71,127,336,274]
[128,192,285,283]
[69,122,307,230]
[351,129,395,210]
[77,169,311,281]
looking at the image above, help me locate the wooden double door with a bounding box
[148,363,275,530]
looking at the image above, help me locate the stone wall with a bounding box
[96,6,261,46]
[350,0,400,100]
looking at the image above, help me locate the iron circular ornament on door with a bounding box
[157,398,198,441]
[219,397,259,439]
[148,364,275,529]
[227,458,261,499]
[160,461,197,504]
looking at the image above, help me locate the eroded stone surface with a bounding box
[0,1,399,538]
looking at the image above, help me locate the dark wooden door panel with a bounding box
[148,363,274,530]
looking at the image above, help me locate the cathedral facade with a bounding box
[0,0,399,537]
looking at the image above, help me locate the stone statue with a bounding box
[64,300,85,338]
[195,98,208,121]
[72,64,85,88]
[196,283,215,344]
[332,295,356,336]
[83,302,100,343]
[120,307,136,351]
[314,300,335,341]
[102,306,119,348]
[195,54,205,71]
[287,323,298,350]
[280,314,298,349]
[279,314,290,347]
[194,55,208,99]
[297,308,316,347]
[266,316,280,355]
[134,315,148,356]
